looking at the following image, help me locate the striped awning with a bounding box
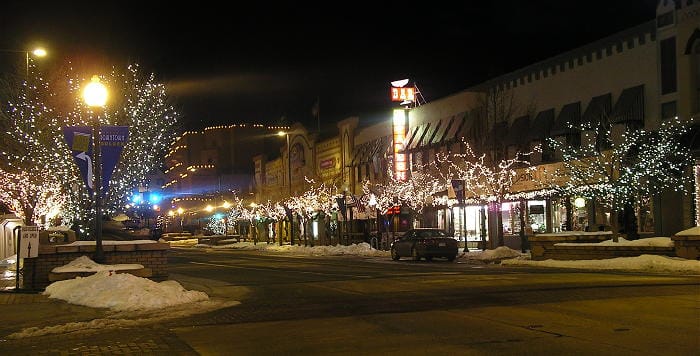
[403,125,422,151]
[504,115,530,146]
[528,109,555,141]
[581,93,612,127]
[352,136,392,165]
[611,85,644,124]
[408,122,431,150]
[550,102,581,136]
[427,119,444,145]
[443,112,466,143]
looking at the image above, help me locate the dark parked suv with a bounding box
[390,228,459,261]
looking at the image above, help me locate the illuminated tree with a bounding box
[286,178,338,245]
[547,117,693,239]
[433,141,535,246]
[0,68,75,226]
[0,61,180,234]
[362,164,446,215]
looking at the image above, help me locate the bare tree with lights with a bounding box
[433,140,535,247]
[547,117,694,239]
[286,178,338,246]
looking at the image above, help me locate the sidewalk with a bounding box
[0,264,199,354]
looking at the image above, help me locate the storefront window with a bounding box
[501,202,520,235]
[527,200,547,233]
[452,205,488,248]
[637,197,654,233]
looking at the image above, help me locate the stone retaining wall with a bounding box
[21,242,169,290]
[542,245,675,260]
[672,235,700,260]
[529,232,612,261]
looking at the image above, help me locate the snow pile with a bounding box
[43,270,209,311]
[51,255,143,273]
[213,241,391,257]
[556,236,674,247]
[463,246,527,263]
[502,254,700,274]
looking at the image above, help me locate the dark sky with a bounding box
[2,1,658,132]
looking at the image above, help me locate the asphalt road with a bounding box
[1,247,698,355]
[165,248,700,355]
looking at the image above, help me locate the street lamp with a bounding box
[82,75,108,263]
[0,47,47,79]
[278,131,294,246]
[277,131,292,196]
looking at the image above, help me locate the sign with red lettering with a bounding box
[320,158,335,170]
[390,87,415,102]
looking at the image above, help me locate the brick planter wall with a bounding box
[672,235,700,260]
[21,241,170,290]
[529,232,612,260]
[542,245,675,260]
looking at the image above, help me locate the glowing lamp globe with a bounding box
[32,48,47,57]
[83,75,108,107]
[574,197,586,208]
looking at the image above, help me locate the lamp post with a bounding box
[82,75,108,263]
[222,200,231,236]
[278,131,294,245]
[1,47,47,79]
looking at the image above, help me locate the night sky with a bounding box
[2,1,658,132]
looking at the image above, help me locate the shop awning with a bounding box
[427,118,445,145]
[581,93,612,128]
[527,109,555,141]
[403,125,422,151]
[443,112,467,144]
[410,122,432,150]
[460,108,486,145]
[504,115,530,147]
[550,102,581,136]
[371,136,391,158]
[610,85,644,124]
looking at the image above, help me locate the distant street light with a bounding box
[0,47,47,79]
[82,75,108,263]
[277,131,292,197]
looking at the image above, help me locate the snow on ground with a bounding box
[51,255,143,273]
[43,270,209,311]
[168,236,700,273]
[209,241,390,257]
[2,235,700,339]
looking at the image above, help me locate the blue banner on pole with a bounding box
[100,126,129,193]
[63,126,129,196]
[63,126,94,192]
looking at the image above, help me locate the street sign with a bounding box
[99,126,129,192]
[63,126,94,191]
[20,226,39,258]
[63,125,129,195]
